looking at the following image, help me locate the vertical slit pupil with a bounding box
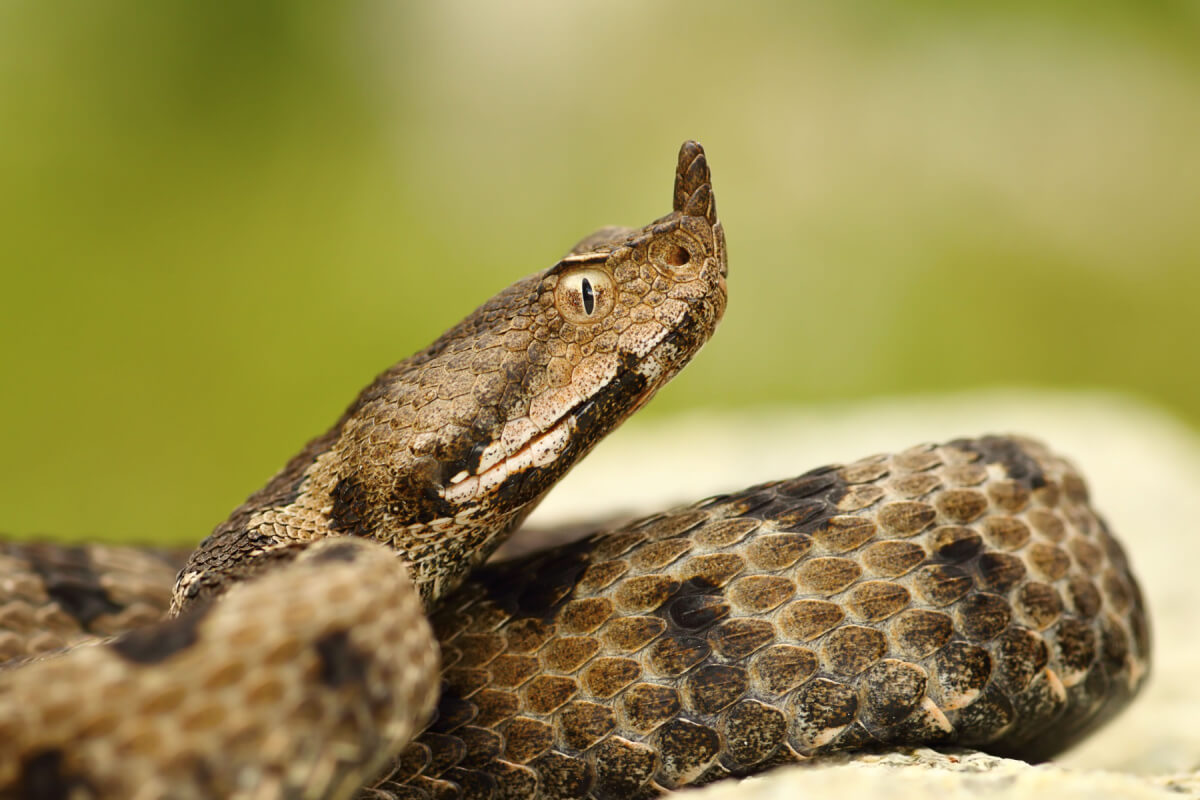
[581,278,595,314]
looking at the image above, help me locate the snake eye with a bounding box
[554,268,615,324]
[581,278,595,314]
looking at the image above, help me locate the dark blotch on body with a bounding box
[272,470,310,510]
[307,539,363,564]
[329,477,374,536]
[110,601,213,664]
[16,749,90,800]
[474,538,595,619]
[513,552,591,616]
[668,593,730,631]
[23,544,124,627]
[950,436,1046,489]
[315,629,371,688]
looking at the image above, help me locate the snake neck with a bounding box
[170,141,727,614]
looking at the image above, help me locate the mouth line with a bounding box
[436,326,694,508]
[437,402,581,506]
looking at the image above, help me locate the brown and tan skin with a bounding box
[376,436,1149,799]
[0,143,1149,800]
[0,141,727,798]
[171,140,726,614]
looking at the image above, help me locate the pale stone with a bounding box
[691,749,1199,800]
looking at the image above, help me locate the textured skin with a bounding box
[1,539,438,799]
[172,140,726,613]
[0,144,1150,799]
[0,542,184,664]
[0,438,1150,800]
[0,141,728,799]
[369,436,1149,800]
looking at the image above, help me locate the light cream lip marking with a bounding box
[439,415,576,504]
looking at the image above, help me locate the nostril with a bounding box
[664,245,690,267]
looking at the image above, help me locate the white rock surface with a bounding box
[692,749,1199,800]
[521,390,1200,797]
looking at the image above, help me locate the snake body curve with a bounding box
[0,143,1148,799]
[382,435,1148,799]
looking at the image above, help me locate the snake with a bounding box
[0,142,1149,800]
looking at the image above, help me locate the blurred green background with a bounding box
[1,2,1197,544]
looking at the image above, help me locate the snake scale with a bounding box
[0,142,1149,800]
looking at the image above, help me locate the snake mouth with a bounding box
[438,411,578,507]
[436,355,651,510]
[436,309,710,511]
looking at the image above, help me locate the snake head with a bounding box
[243,142,728,605]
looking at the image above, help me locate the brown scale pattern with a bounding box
[171,140,727,614]
[0,542,185,663]
[0,539,440,799]
[371,436,1149,800]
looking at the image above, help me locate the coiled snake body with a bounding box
[0,143,1149,799]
